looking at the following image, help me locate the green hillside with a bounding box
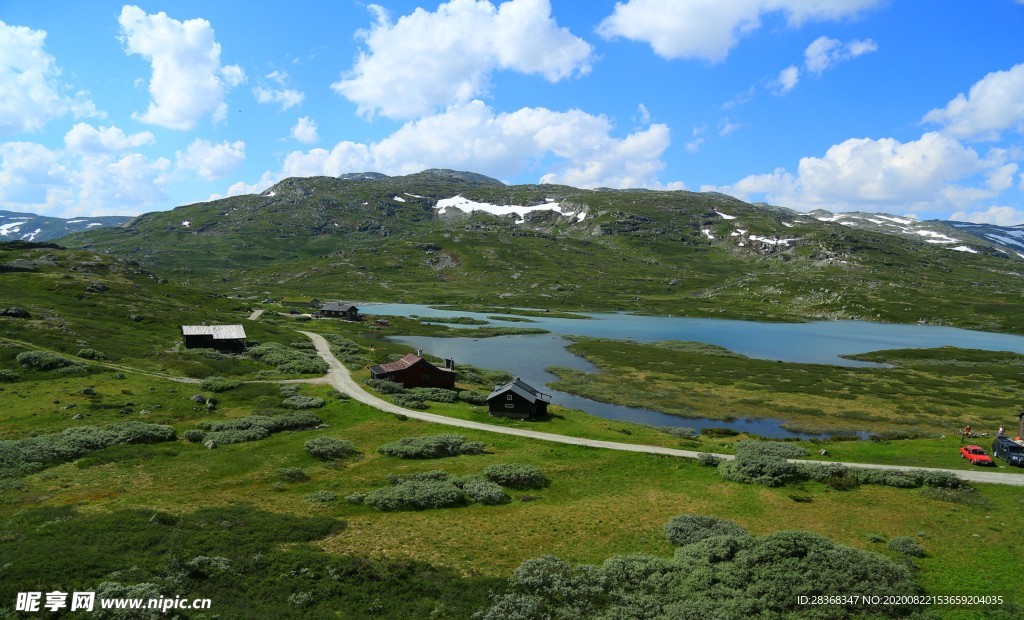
[61,170,1024,334]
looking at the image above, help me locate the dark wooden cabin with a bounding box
[369,353,455,389]
[180,324,247,352]
[486,377,551,420]
[319,301,360,320]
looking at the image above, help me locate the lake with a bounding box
[360,303,1024,438]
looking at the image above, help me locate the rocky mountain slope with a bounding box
[58,169,1024,333]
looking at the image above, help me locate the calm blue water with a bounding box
[360,303,1024,438]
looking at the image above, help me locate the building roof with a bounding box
[487,377,551,403]
[181,324,247,340]
[369,353,453,375]
[322,301,358,312]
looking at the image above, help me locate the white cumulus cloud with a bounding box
[291,117,319,144]
[804,35,877,74]
[923,63,1024,141]
[774,65,800,94]
[0,21,100,136]
[949,205,1024,226]
[597,0,881,62]
[64,123,155,154]
[176,138,245,180]
[118,5,244,130]
[711,132,1007,215]
[219,100,682,197]
[0,140,170,217]
[333,0,593,119]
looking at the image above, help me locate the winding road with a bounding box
[298,330,1024,487]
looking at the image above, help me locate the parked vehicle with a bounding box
[992,436,1024,467]
[960,445,994,466]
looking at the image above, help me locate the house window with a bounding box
[505,404,515,409]
[507,394,513,400]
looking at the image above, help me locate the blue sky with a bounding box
[1,0,1023,224]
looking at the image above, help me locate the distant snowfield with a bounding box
[393,195,406,202]
[715,211,736,220]
[952,246,978,253]
[434,195,585,223]
[0,221,27,236]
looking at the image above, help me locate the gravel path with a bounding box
[298,330,1024,487]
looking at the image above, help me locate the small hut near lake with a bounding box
[487,377,550,420]
[369,352,455,389]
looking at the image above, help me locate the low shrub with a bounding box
[363,480,466,511]
[345,492,367,505]
[0,421,176,478]
[305,490,337,503]
[200,376,241,392]
[304,437,358,460]
[54,365,91,376]
[483,464,548,489]
[458,390,488,405]
[16,350,79,371]
[389,394,426,409]
[718,454,799,487]
[378,434,486,459]
[246,343,328,375]
[183,429,206,443]
[659,426,697,439]
[887,536,925,557]
[664,514,749,546]
[364,378,406,394]
[278,467,308,483]
[0,369,18,381]
[696,453,721,467]
[456,476,510,505]
[702,427,739,438]
[191,412,321,446]
[77,348,106,361]
[282,395,325,409]
[387,470,453,484]
[408,387,458,403]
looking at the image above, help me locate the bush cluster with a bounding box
[325,334,368,366]
[364,378,406,394]
[77,348,106,361]
[408,387,458,403]
[246,343,328,375]
[389,394,427,409]
[0,369,18,381]
[304,437,358,460]
[386,470,453,484]
[696,453,721,467]
[282,395,325,410]
[377,434,486,459]
[457,390,488,405]
[305,490,337,503]
[16,350,80,371]
[193,412,321,446]
[483,464,548,489]
[455,476,510,505]
[887,536,926,557]
[200,376,241,392]
[278,467,308,482]
[362,480,466,511]
[664,514,749,547]
[0,422,176,478]
[477,515,920,619]
[659,426,698,439]
[183,429,206,443]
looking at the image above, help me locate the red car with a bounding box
[960,445,994,466]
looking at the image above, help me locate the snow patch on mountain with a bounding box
[435,195,585,222]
